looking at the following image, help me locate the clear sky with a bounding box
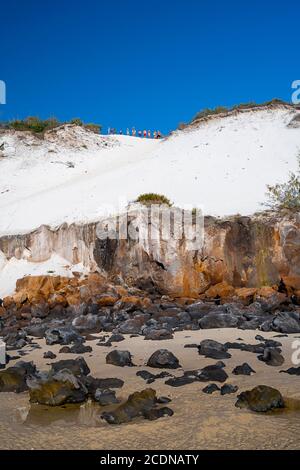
[1,0,299,134]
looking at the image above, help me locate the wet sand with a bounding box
[0,329,300,450]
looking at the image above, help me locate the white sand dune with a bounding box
[0,105,299,237]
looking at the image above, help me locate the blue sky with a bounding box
[0,0,299,134]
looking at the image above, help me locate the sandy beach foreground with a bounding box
[0,328,300,450]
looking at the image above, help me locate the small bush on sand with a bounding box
[9,116,60,133]
[136,193,172,207]
[6,116,102,135]
[265,158,300,210]
[191,99,289,124]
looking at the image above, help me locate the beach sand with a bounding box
[0,328,300,450]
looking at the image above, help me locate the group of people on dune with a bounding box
[108,127,162,139]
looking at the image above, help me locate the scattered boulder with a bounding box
[166,362,228,387]
[109,334,125,343]
[43,351,57,359]
[147,349,180,369]
[280,367,300,376]
[4,331,28,350]
[83,375,124,394]
[232,363,256,376]
[106,350,134,367]
[198,339,231,360]
[72,314,102,333]
[197,362,228,383]
[50,357,90,376]
[235,385,284,412]
[136,370,172,384]
[0,361,37,393]
[68,343,93,354]
[199,313,239,329]
[93,388,119,405]
[165,376,195,387]
[157,396,172,404]
[221,384,238,395]
[144,329,173,341]
[202,383,220,394]
[143,407,174,421]
[27,369,88,406]
[59,346,71,354]
[44,327,82,346]
[258,348,285,367]
[271,312,300,334]
[101,388,157,424]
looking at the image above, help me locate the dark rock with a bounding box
[258,348,285,367]
[263,339,282,348]
[31,303,49,318]
[59,346,71,354]
[136,370,172,384]
[235,385,285,412]
[159,316,180,328]
[43,351,57,359]
[258,293,288,313]
[101,388,156,424]
[45,327,82,346]
[144,329,173,341]
[118,318,143,335]
[165,362,227,387]
[225,342,264,354]
[197,363,228,383]
[260,319,275,332]
[50,357,90,376]
[27,369,88,406]
[72,314,102,333]
[93,388,119,405]
[221,384,239,395]
[272,311,300,334]
[199,313,239,329]
[238,318,265,330]
[280,367,300,376]
[255,334,266,342]
[232,363,256,376]
[198,339,231,360]
[106,350,134,367]
[157,396,172,404]
[165,376,195,387]
[184,343,198,349]
[83,375,124,394]
[202,383,220,394]
[186,302,217,320]
[147,349,180,369]
[68,343,93,354]
[4,331,28,350]
[143,406,174,420]
[25,324,47,338]
[109,334,125,343]
[0,361,37,393]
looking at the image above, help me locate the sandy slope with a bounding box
[0,106,299,237]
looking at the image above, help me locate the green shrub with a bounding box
[9,116,60,133]
[190,99,289,124]
[192,106,228,122]
[136,193,172,207]
[6,116,102,135]
[70,118,84,126]
[84,123,101,134]
[265,158,300,210]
